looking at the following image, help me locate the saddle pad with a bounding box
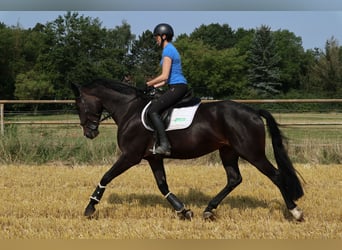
[141,101,201,131]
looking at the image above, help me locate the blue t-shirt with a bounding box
[160,43,187,84]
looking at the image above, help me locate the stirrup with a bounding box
[155,145,171,156]
[149,144,171,156]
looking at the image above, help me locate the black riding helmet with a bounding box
[153,23,174,41]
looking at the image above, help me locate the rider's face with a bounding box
[154,35,162,46]
[154,35,167,47]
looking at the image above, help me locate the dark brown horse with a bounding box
[71,78,304,221]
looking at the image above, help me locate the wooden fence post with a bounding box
[0,103,4,136]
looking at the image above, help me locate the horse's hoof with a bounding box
[184,209,194,220]
[203,210,216,221]
[84,203,96,217]
[177,209,193,221]
[289,206,304,222]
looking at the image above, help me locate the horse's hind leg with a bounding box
[148,157,193,220]
[204,147,242,220]
[249,156,303,221]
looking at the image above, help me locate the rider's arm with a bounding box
[154,81,166,88]
[146,56,171,87]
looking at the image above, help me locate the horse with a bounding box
[71,78,304,221]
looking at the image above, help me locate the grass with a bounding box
[0,124,118,165]
[0,163,341,239]
[1,112,342,165]
[1,111,341,239]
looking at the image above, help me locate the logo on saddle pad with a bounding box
[141,100,201,131]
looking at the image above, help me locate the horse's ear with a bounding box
[71,83,81,97]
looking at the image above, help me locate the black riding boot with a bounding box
[149,112,171,156]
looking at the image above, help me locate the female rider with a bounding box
[146,23,188,156]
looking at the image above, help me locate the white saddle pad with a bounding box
[141,101,201,131]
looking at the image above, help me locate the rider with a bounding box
[146,23,188,156]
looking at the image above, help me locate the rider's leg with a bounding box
[148,84,188,156]
[148,112,171,156]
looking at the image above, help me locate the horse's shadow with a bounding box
[107,188,271,210]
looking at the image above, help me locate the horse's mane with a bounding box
[85,78,140,95]
[84,78,160,102]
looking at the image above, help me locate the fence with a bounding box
[1,100,73,135]
[1,99,342,135]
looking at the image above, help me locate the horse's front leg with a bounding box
[84,155,139,217]
[148,157,193,220]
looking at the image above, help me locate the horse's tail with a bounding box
[258,109,304,201]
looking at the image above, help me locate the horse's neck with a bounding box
[102,93,146,126]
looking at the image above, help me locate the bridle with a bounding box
[77,95,103,132]
[99,112,112,122]
[76,84,148,131]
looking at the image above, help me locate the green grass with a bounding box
[1,112,341,165]
[0,124,118,165]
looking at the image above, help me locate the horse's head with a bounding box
[71,83,103,139]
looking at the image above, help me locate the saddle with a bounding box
[141,89,201,131]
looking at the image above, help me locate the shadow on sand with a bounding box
[106,188,271,210]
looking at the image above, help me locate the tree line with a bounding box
[1,11,342,106]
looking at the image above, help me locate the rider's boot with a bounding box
[149,112,171,156]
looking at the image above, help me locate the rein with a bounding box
[78,82,157,127]
[100,112,112,122]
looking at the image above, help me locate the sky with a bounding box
[0,10,342,49]
[1,11,342,50]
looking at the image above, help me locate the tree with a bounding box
[14,70,54,113]
[105,20,136,79]
[175,36,247,99]
[234,28,255,54]
[189,23,235,50]
[273,29,306,92]
[247,25,282,97]
[175,37,211,97]
[21,23,47,70]
[128,30,160,87]
[15,70,54,99]
[37,12,135,99]
[0,24,24,99]
[309,37,342,97]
